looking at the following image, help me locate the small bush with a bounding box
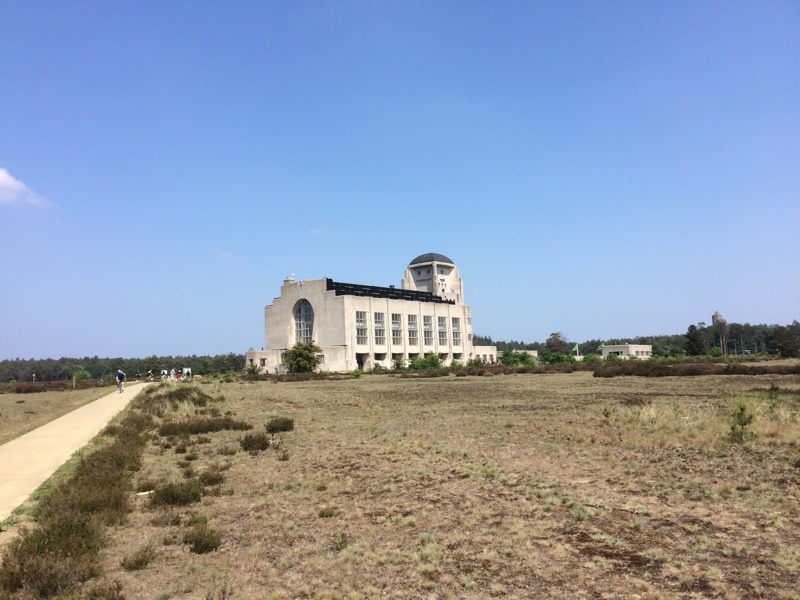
[349,369,363,379]
[319,507,335,518]
[121,543,156,571]
[240,432,270,452]
[728,398,757,443]
[266,416,294,434]
[135,478,158,493]
[581,353,602,365]
[199,470,225,486]
[150,482,203,507]
[332,532,348,551]
[184,522,221,554]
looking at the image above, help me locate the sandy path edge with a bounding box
[0,382,151,522]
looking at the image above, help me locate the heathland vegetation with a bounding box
[2,368,798,598]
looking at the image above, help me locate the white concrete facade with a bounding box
[246,254,496,373]
[601,344,652,359]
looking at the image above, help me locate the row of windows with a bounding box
[355,312,468,347]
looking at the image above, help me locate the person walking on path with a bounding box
[116,369,126,392]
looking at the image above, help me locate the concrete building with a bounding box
[246,253,496,373]
[601,344,652,359]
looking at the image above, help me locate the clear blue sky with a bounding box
[1,1,798,360]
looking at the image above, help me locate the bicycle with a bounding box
[118,379,124,393]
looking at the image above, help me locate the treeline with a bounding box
[0,353,245,383]
[474,319,800,359]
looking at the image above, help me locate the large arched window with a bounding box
[293,299,314,344]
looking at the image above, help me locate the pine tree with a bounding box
[684,325,708,356]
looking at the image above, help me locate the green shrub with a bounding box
[499,350,536,366]
[450,360,464,369]
[332,532,348,551]
[349,369,363,379]
[184,522,221,554]
[728,397,756,443]
[150,482,203,507]
[244,363,262,377]
[240,432,270,452]
[283,341,322,373]
[121,543,156,571]
[266,416,294,434]
[581,353,602,365]
[409,353,442,370]
[199,470,225,486]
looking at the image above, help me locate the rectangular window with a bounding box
[451,317,460,332]
[438,316,447,346]
[467,317,472,325]
[356,311,368,345]
[374,312,385,345]
[316,354,324,365]
[468,333,472,341]
[424,316,434,345]
[259,359,266,367]
[391,313,402,345]
[408,314,418,346]
[453,331,461,346]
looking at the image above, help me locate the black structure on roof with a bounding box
[326,278,454,304]
[409,252,454,266]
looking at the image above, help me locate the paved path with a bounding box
[0,382,151,522]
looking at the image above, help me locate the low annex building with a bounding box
[246,253,496,373]
[601,344,652,359]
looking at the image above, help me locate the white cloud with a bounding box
[0,168,47,206]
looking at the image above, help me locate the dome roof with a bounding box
[409,252,454,266]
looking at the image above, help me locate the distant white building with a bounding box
[602,344,652,359]
[246,253,496,373]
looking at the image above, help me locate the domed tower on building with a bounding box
[401,252,465,305]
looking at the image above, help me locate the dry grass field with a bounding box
[3,369,800,599]
[0,386,114,445]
